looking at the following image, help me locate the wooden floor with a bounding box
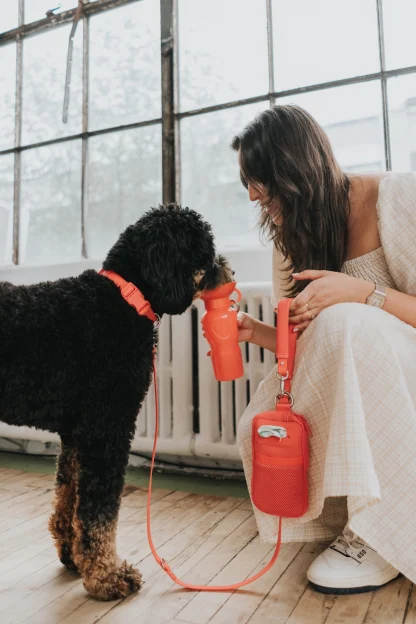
[0,467,412,624]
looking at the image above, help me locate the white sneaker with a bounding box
[307,531,400,594]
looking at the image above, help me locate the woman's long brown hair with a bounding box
[231,105,350,296]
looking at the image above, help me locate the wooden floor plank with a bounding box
[162,491,193,503]
[0,559,69,620]
[0,496,229,624]
[119,487,175,509]
[0,482,49,497]
[0,519,153,622]
[0,533,53,575]
[22,584,89,624]
[176,535,277,624]
[0,486,52,511]
[285,586,337,624]
[237,499,254,511]
[63,499,246,624]
[0,487,181,581]
[122,497,243,572]
[0,469,27,484]
[206,543,304,624]
[0,477,411,624]
[123,513,259,624]
[0,548,58,595]
[247,542,327,623]
[363,575,411,624]
[402,583,416,624]
[116,494,222,555]
[0,492,53,533]
[0,472,48,488]
[324,593,374,624]
[0,512,50,559]
[97,509,249,624]
[0,495,173,603]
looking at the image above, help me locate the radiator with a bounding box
[0,281,274,469]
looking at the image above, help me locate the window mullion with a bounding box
[377,0,392,171]
[266,0,275,107]
[81,10,89,258]
[160,0,176,204]
[12,0,24,265]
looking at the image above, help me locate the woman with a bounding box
[232,104,416,594]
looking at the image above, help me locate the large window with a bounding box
[178,0,416,251]
[0,0,162,267]
[1,0,416,267]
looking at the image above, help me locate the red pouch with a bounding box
[251,299,311,518]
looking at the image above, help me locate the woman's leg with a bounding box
[238,302,416,587]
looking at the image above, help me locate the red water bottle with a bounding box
[200,282,244,382]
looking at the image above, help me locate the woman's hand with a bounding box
[289,270,374,332]
[237,311,257,343]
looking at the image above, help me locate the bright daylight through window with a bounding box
[0,0,415,267]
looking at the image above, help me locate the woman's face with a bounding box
[238,150,283,225]
[247,183,283,226]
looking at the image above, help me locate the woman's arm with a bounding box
[252,319,277,352]
[238,270,416,350]
[289,270,416,331]
[238,312,276,353]
[383,288,416,326]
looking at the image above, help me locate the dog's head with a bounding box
[103,204,234,316]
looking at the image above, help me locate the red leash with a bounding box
[146,360,282,591]
[99,267,284,590]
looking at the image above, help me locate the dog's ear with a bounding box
[140,240,196,316]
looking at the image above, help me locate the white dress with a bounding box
[237,173,416,583]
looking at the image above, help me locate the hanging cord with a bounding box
[62,0,84,123]
[146,356,283,592]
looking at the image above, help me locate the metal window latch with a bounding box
[46,4,63,18]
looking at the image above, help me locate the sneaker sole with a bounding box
[309,573,402,595]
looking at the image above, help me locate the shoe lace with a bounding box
[332,532,366,556]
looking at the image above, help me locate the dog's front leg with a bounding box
[71,427,142,601]
[49,434,78,570]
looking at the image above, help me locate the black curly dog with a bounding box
[0,204,233,600]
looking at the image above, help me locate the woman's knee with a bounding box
[301,303,390,358]
[314,302,383,334]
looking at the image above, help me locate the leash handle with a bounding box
[276,298,297,403]
[146,358,282,591]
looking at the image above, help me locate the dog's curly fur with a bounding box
[0,204,233,600]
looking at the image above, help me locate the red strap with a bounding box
[276,298,297,400]
[147,358,282,591]
[99,269,157,323]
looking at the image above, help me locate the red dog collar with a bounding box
[99,269,159,325]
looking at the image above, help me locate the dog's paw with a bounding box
[60,555,79,572]
[59,544,79,572]
[83,560,142,601]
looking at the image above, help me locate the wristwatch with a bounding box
[366,283,386,308]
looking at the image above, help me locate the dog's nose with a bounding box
[232,270,235,276]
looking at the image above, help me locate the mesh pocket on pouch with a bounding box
[252,460,307,518]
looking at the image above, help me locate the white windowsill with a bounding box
[0,246,273,286]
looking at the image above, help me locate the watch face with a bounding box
[367,286,386,308]
[371,293,384,307]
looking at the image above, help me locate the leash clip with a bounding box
[154,313,161,330]
[276,371,289,397]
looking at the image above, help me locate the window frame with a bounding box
[0,0,415,266]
